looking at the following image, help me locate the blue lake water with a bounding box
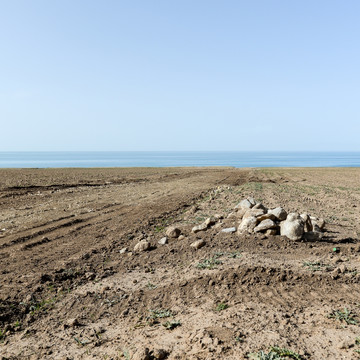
[0,151,359,168]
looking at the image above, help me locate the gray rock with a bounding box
[254,219,277,233]
[221,227,236,233]
[234,208,247,219]
[192,223,208,233]
[253,203,268,212]
[280,213,304,240]
[243,208,266,219]
[257,213,277,222]
[237,216,258,234]
[235,199,253,210]
[165,226,181,238]
[134,240,151,252]
[268,207,287,221]
[158,237,168,245]
[190,239,206,249]
[310,217,326,231]
[300,213,313,232]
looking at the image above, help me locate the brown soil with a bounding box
[1,167,360,359]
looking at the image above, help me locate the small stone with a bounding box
[221,227,237,233]
[337,340,353,349]
[338,264,347,273]
[214,214,224,220]
[165,226,181,238]
[119,247,127,254]
[178,235,185,240]
[268,207,287,221]
[254,219,277,233]
[134,240,151,252]
[133,348,151,360]
[152,349,169,360]
[158,237,168,245]
[67,318,80,327]
[204,217,216,227]
[265,229,278,236]
[192,223,208,233]
[190,239,206,249]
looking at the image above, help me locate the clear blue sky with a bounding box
[1,1,359,151]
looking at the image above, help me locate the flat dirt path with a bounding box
[1,167,360,359]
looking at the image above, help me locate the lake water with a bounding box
[0,151,359,168]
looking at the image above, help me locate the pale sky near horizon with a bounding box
[1,1,359,151]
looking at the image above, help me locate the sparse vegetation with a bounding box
[0,328,6,342]
[303,261,333,272]
[329,308,358,325]
[196,254,222,270]
[146,282,157,289]
[162,319,181,330]
[215,303,229,311]
[148,308,173,320]
[248,346,303,359]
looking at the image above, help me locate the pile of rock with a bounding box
[236,197,326,241]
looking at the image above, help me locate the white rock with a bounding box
[280,213,304,240]
[221,227,236,233]
[190,239,206,249]
[178,235,185,240]
[237,216,258,234]
[158,237,168,245]
[134,240,151,252]
[119,247,127,254]
[254,219,277,233]
[247,197,257,206]
[268,207,287,221]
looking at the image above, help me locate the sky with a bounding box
[0,0,359,151]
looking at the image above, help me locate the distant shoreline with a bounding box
[1,151,360,168]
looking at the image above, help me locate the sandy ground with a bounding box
[0,167,360,359]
